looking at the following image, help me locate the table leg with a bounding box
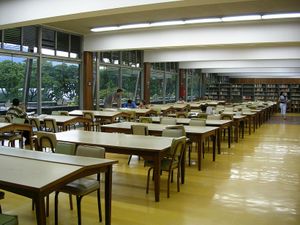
[105,165,113,225]
[181,147,185,184]
[34,195,46,225]
[197,139,202,171]
[228,126,231,148]
[217,128,221,154]
[153,153,161,201]
[212,133,216,161]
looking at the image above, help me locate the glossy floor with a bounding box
[1,113,300,225]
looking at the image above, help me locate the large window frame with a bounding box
[0,25,82,115]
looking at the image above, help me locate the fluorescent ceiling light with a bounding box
[120,23,150,29]
[150,20,185,27]
[185,18,222,24]
[91,26,120,32]
[262,13,300,19]
[222,15,261,22]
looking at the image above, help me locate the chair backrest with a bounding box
[12,117,25,124]
[139,117,153,123]
[83,111,95,121]
[131,125,149,135]
[76,145,105,158]
[56,141,76,155]
[207,114,221,120]
[36,131,57,152]
[168,136,186,162]
[59,111,69,116]
[30,118,41,131]
[44,118,58,133]
[197,112,208,119]
[161,117,176,125]
[51,111,60,115]
[221,114,233,120]
[176,111,187,118]
[162,125,186,137]
[189,118,206,126]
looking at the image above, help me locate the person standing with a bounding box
[278,92,288,120]
[103,88,123,108]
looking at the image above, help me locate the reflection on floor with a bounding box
[1,113,300,225]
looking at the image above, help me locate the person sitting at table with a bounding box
[6,98,30,145]
[122,99,137,108]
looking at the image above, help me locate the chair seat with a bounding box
[0,214,18,225]
[59,178,100,196]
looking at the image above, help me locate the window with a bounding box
[70,35,81,58]
[150,71,164,103]
[165,72,177,103]
[57,32,69,57]
[122,68,142,102]
[41,59,80,113]
[99,65,120,105]
[0,55,37,110]
[23,26,38,53]
[4,28,21,51]
[42,29,55,55]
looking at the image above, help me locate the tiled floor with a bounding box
[1,113,300,225]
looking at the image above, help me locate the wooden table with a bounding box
[69,110,123,123]
[0,122,33,148]
[0,147,117,225]
[55,130,173,202]
[36,115,90,131]
[101,122,219,171]
[120,108,157,117]
[150,117,231,151]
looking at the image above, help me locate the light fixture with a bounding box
[150,20,185,27]
[262,13,300,19]
[222,15,261,22]
[90,26,120,32]
[120,23,150,29]
[185,18,222,24]
[90,12,300,32]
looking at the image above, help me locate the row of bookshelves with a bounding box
[205,83,300,112]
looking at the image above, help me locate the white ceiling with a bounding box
[1,0,300,78]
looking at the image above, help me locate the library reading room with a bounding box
[0,1,299,225]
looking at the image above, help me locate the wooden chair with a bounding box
[36,131,57,152]
[83,112,100,131]
[128,125,148,165]
[139,117,153,123]
[55,145,105,225]
[145,136,186,198]
[0,191,4,213]
[160,117,176,125]
[44,118,59,133]
[176,111,187,118]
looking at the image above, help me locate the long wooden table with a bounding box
[69,110,123,124]
[150,117,232,151]
[36,115,90,131]
[101,122,219,171]
[0,147,117,225]
[55,130,173,202]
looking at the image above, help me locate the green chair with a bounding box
[128,125,148,165]
[55,145,105,225]
[0,191,4,213]
[139,117,153,123]
[145,136,186,198]
[0,214,18,225]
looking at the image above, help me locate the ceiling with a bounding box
[44,0,300,35]
[1,0,300,78]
